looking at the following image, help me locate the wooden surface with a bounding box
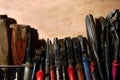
[0,0,120,40]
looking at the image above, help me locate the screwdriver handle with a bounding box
[67,66,76,80]
[76,64,85,80]
[36,70,45,80]
[50,66,56,80]
[112,60,120,80]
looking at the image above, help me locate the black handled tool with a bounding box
[98,16,111,80]
[50,43,56,80]
[86,14,104,80]
[53,38,62,80]
[65,37,76,80]
[58,39,68,80]
[106,13,120,80]
[45,38,50,80]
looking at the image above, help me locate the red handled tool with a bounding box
[50,43,56,80]
[65,37,76,80]
[72,37,85,80]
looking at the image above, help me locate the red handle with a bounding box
[50,66,56,80]
[36,70,45,80]
[67,66,76,80]
[112,60,120,80]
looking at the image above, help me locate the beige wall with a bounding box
[0,0,120,40]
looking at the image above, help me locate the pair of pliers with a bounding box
[86,14,104,80]
[106,10,120,80]
[96,16,111,80]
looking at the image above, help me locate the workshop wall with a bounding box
[0,0,120,40]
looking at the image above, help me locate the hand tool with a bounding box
[84,37,100,80]
[78,35,92,80]
[85,14,104,80]
[10,24,30,80]
[45,38,50,80]
[98,16,112,80]
[106,14,120,80]
[72,37,85,80]
[65,37,76,80]
[106,9,119,30]
[50,43,56,80]
[23,28,32,80]
[36,50,45,80]
[31,49,41,80]
[58,39,68,80]
[53,38,62,80]
[32,39,46,80]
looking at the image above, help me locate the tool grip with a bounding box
[76,64,85,80]
[90,60,100,80]
[36,70,45,80]
[82,57,92,80]
[67,66,76,80]
[112,60,120,80]
[50,66,56,80]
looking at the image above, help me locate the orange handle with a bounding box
[76,64,85,80]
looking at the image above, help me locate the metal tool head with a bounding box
[72,37,82,64]
[106,9,120,30]
[85,14,98,53]
[110,24,119,60]
[49,43,55,66]
[45,38,50,65]
[58,39,67,66]
[53,37,60,67]
[78,35,85,53]
[83,37,93,61]
[98,17,108,58]
[65,37,74,65]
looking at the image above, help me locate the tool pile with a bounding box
[0,9,120,80]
